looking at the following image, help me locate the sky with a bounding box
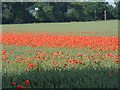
[106,0,115,6]
[106,0,114,3]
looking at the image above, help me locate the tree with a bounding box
[2,3,13,24]
[2,2,118,24]
[114,1,120,19]
[106,5,117,20]
[2,2,36,24]
[65,2,84,21]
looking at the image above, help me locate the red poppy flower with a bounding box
[64,64,67,68]
[108,53,113,57]
[2,50,7,55]
[25,80,30,86]
[8,61,12,64]
[27,57,31,61]
[114,59,118,64]
[5,55,9,59]
[51,60,55,64]
[62,52,64,54]
[66,59,69,63]
[3,60,6,62]
[94,60,98,63]
[70,60,73,64]
[1,33,118,51]
[11,82,16,85]
[78,54,82,57]
[28,63,36,68]
[17,85,24,90]
[59,62,62,65]
[79,60,82,64]
[34,55,37,59]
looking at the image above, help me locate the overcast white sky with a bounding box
[106,0,115,6]
[106,0,114,3]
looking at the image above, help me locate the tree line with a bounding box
[2,2,120,24]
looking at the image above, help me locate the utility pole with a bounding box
[104,9,107,20]
[104,1,107,20]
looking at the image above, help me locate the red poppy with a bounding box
[51,60,55,64]
[17,85,24,90]
[54,52,59,56]
[34,55,37,59]
[27,57,31,61]
[11,82,16,85]
[64,64,67,68]
[3,60,6,62]
[108,53,113,57]
[78,54,82,57]
[24,61,27,64]
[25,80,30,86]
[8,61,12,64]
[42,53,46,57]
[50,52,53,55]
[70,60,73,64]
[66,59,69,63]
[94,60,98,63]
[90,55,94,60]
[2,50,7,55]
[42,57,44,60]
[114,59,118,64]
[79,60,82,64]
[28,63,36,68]
[59,62,62,65]
[5,55,9,59]
[16,56,21,59]
[1,33,118,51]
[62,52,64,54]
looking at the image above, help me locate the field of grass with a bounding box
[1,20,119,89]
[2,44,119,88]
[2,20,118,34]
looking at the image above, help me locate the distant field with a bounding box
[2,20,118,36]
[2,20,119,88]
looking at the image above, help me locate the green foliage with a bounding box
[2,2,119,24]
[2,3,13,24]
[2,2,36,24]
[2,45,119,88]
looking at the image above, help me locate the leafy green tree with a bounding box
[2,2,118,24]
[2,3,13,24]
[2,2,36,24]
[65,2,84,21]
[11,2,36,23]
[114,1,120,19]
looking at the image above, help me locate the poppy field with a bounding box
[1,21,119,89]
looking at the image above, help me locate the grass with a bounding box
[2,45,119,88]
[2,20,118,33]
[2,20,119,88]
